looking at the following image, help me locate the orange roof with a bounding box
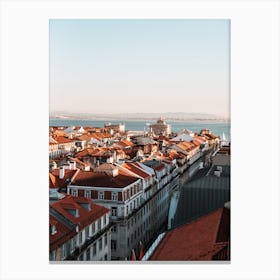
[193,135,207,143]
[114,139,134,148]
[177,141,198,152]
[150,207,229,261]
[49,169,76,189]
[77,135,92,141]
[75,148,95,157]
[122,162,151,179]
[55,136,74,144]
[72,169,139,188]
[51,195,109,232]
[49,214,76,252]
[154,163,165,172]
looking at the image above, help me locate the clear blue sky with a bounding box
[50,19,230,118]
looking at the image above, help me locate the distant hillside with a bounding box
[50,111,230,122]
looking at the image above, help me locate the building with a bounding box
[104,123,125,134]
[49,195,111,261]
[67,163,144,260]
[212,145,230,166]
[49,136,76,159]
[172,163,230,229]
[67,160,179,260]
[149,118,171,136]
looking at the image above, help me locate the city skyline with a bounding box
[50,19,230,118]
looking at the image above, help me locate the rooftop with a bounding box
[50,195,109,231]
[150,207,230,261]
[71,168,139,188]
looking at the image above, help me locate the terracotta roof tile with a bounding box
[154,163,165,171]
[150,207,229,261]
[55,136,75,144]
[72,169,139,188]
[50,195,109,232]
[49,215,76,252]
[122,162,151,179]
[49,169,76,189]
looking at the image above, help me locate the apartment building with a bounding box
[49,195,111,261]
[67,160,179,260]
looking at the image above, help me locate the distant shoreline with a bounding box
[49,117,230,124]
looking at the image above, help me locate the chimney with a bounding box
[69,161,76,170]
[214,170,221,177]
[59,166,65,179]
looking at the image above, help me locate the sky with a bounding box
[50,19,230,118]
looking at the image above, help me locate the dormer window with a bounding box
[111,192,118,201]
[80,203,91,211]
[67,208,79,217]
[75,209,79,217]
[50,225,57,235]
[85,190,91,199]
[98,191,104,200]
[72,189,78,197]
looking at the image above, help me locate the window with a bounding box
[111,225,117,232]
[130,202,132,211]
[98,191,104,200]
[127,238,130,247]
[86,248,90,260]
[112,192,118,201]
[99,238,103,250]
[104,254,108,261]
[126,205,129,215]
[85,190,91,199]
[111,240,117,250]
[62,244,66,259]
[91,222,95,235]
[98,219,101,231]
[70,238,75,252]
[85,227,89,239]
[79,231,83,245]
[127,221,130,229]
[50,250,56,261]
[103,215,106,226]
[104,233,107,246]
[72,189,78,197]
[92,242,96,256]
[111,207,117,216]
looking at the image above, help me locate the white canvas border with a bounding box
[0,0,279,279]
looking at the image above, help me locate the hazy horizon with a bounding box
[50,19,230,118]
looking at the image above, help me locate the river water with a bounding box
[49,119,230,141]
